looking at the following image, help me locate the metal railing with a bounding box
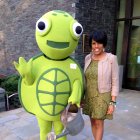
[5,92,19,110]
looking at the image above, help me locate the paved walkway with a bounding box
[0,89,140,140]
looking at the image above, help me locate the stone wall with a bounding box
[75,0,117,68]
[0,0,76,75]
[0,0,117,74]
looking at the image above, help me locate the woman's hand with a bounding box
[80,99,85,108]
[107,104,115,115]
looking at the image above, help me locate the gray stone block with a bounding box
[0,101,5,107]
[0,88,5,112]
[0,88,5,97]
[0,108,5,112]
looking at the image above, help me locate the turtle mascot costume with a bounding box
[14,10,84,140]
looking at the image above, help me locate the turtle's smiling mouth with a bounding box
[47,40,69,49]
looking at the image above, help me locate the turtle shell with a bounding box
[36,68,71,116]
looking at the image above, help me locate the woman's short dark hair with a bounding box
[89,30,107,48]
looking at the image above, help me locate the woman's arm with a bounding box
[107,55,119,115]
[111,55,119,97]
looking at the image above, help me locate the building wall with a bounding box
[0,0,76,75]
[0,0,116,75]
[75,0,117,68]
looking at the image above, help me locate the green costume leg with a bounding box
[37,117,52,140]
[54,120,66,140]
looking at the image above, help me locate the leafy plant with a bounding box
[0,74,20,95]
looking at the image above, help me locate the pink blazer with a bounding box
[84,53,119,96]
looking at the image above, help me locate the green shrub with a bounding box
[0,74,20,94]
[0,77,5,85]
[0,74,21,109]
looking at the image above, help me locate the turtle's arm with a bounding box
[13,57,35,85]
[23,72,34,85]
[68,79,82,107]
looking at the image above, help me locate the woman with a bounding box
[83,30,119,140]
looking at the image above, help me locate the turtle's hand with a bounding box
[68,99,80,108]
[13,57,34,85]
[68,96,80,107]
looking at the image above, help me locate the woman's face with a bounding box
[91,40,104,55]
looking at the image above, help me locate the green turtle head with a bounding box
[35,10,83,59]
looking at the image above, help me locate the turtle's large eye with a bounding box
[36,18,51,36]
[73,22,83,37]
[70,21,83,40]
